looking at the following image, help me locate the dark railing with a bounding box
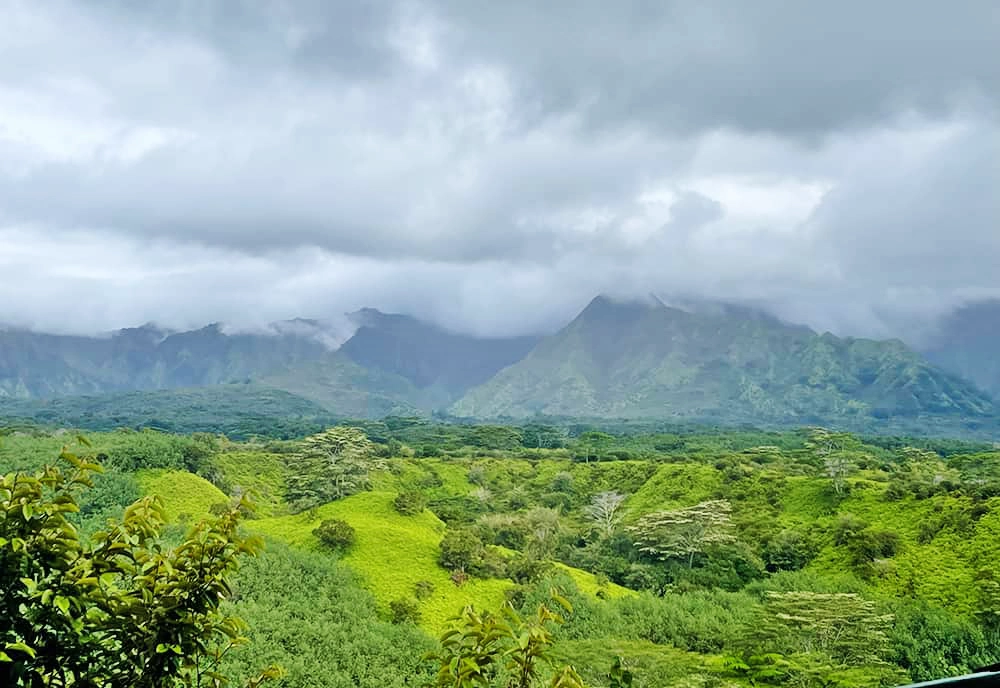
[897,665,1000,687]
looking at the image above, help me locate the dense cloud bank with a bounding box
[0,1,997,339]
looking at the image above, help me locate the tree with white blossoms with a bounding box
[756,591,894,665]
[628,499,736,568]
[807,428,860,495]
[584,491,628,538]
[823,455,855,495]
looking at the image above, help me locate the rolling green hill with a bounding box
[0,383,339,438]
[452,296,995,426]
[6,425,1000,686]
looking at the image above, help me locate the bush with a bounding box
[439,528,484,572]
[762,529,817,572]
[389,597,422,625]
[438,528,506,578]
[393,490,428,516]
[506,554,552,584]
[468,465,487,486]
[312,519,356,551]
[848,528,901,566]
[551,471,574,493]
[414,580,436,600]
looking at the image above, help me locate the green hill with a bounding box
[452,296,994,427]
[253,491,512,633]
[0,383,338,438]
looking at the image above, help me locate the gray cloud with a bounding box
[433,1,999,137]
[0,0,997,340]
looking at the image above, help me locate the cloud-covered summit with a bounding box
[0,0,996,338]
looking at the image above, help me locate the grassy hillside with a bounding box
[253,491,511,633]
[6,424,1000,686]
[136,469,228,522]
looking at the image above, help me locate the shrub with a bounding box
[506,554,552,584]
[467,464,487,486]
[313,518,356,551]
[762,529,817,572]
[439,528,484,572]
[848,528,901,566]
[393,489,429,516]
[389,597,422,625]
[414,580,436,600]
[551,471,574,493]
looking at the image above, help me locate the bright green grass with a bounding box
[136,469,228,523]
[798,483,1000,617]
[625,463,723,517]
[211,449,287,516]
[551,563,635,600]
[252,491,511,633]
[370,458,474,501]
[422,458,477,494]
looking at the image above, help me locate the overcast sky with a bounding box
[1,0,997,340]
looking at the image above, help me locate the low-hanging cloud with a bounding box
[0,0,997,340]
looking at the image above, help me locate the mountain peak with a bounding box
[570,295,667,336]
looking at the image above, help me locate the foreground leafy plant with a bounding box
[426,595,586,688]
[0,440,279,688]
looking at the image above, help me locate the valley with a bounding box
[3,422,998,686]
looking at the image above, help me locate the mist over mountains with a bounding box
[0,295,997,438]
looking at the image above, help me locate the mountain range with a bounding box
[1,296,997,435]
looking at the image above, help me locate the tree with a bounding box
[628,499,736,568]
[426,599,586,688]
[824,454,855,495]
[394,490,429,516]
[755,591,894,666]
[807,428,862,495]
[584,491,628,539]
[470,426,524,451]
[0,443,278,688]
[439,528,486,574]
[285,427,384,512]
[312,518,356,551]
[521,424,566,450]
[573,431,614,464]
[522,507,564,558]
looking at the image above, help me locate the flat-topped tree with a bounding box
[628,499,736,568]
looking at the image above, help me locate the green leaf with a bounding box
[4,642,36,658]
[54,596,70,614]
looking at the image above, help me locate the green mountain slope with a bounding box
[260,350,432,418]
[0,322,330,398]
[452,296,994,424]
[339,308,539,400]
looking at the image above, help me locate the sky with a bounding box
[0,0,997,341]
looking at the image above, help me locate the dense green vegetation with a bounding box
[2,421,998,686]
[452,296,995,433]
